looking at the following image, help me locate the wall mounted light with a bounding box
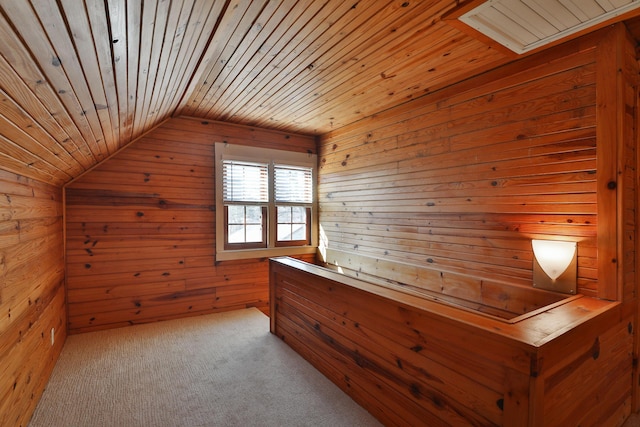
[532,239,577,294]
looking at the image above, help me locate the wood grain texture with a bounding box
[0,170,66,427]
[7,1,639,184]
[0,2,637,425]
[65,117,316,333]
[270,257,629,426]
[314,27,640,420]
[318,32,604,298]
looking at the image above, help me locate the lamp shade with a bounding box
[532,240,576,281]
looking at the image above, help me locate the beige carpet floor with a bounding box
[29,308,381,427]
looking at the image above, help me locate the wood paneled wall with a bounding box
[315,24,640,420]
[65,117,316,334]
[0,170,66,427]
[318,31,605,297]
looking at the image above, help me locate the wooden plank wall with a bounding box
[65,117,316,334]
[318,32,602,297]
[0,170,66,427]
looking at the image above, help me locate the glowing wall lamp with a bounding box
[532,239,577,294]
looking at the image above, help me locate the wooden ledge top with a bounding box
[270,257,620,350]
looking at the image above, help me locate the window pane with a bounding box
[276,205,308,242]
[291,206,306,223]
[277,224,291,241]
[226,205,265,245]
[227,205,245,224]
[228,224,245,243]
[245,225,263,242]
[277,206,291,222]
[291,224,306,240]
[245,205,263,224]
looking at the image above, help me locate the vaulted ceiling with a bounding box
[1,0,640,185]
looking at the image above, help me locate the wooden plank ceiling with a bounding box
[0,0,639,186]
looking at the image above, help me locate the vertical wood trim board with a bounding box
[318,28,620,300]
[593,23,640,411]
[64,117,316,333]
[0,170,67,427]
[596,25,624,301]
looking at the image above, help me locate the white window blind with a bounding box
[222,160,268,202]
[274,165,313,203]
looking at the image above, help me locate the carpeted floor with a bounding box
[29,308,381,427]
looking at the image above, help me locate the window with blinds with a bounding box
[215,142,317,260]
[274,165,313,246]
[222,160,268,249]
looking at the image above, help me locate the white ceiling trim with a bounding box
[459,0,640,54]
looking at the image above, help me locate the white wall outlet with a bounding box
[50,327,55,346]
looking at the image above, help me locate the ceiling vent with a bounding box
[458,0,640,54]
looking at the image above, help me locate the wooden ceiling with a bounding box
[1,0,639,185]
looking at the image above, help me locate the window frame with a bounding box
[275,205,311,247]
[215,142,317,261]
[223,205,267,250]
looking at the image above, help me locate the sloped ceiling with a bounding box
[1,0,639,186]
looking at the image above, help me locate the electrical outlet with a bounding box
[50,327,55,346]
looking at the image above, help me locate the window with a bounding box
[274,165,312,247]
[222,161,268,250]
[215,143,317,261]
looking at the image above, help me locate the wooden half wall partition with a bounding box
[270,257,632,426]
[0,170,66,427]
[64,117,316,333]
